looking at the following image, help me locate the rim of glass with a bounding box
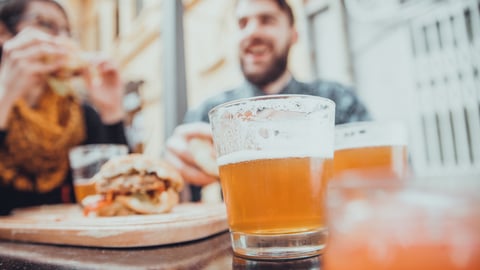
[334,120,408,149]
[69,144,128,154]
[208,94,335,118]
[335,120,405,130]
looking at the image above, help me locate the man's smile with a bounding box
[244,41,272,64]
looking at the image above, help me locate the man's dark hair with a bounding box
[235,0,295,26]
[0,0,68,34]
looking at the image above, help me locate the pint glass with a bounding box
[333,121,408,180]
[209,95,335,260]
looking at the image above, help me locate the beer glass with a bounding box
[325,175,480,269]
[69,144,128,202]
[209,95,335,260]
[334,121,408,181]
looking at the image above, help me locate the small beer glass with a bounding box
[69,144,128,202]
[334,121,409,181]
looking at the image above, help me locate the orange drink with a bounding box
[210,95,335,260]
[334,122,408,180]
[73,179,96,202]
[325,177,480,270]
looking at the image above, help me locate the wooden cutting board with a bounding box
[0,203,228,248]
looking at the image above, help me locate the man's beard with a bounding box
[240,46,289,88]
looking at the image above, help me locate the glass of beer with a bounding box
[324,175,480,270]
[209,95,335,260]
[334,121,408,181]
[68,144,128,202]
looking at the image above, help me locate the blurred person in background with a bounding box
[165,0,371,201]
[0,0,128,215]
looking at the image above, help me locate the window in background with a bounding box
[305,0,354,86]
[308,0,480,177]
[410,0,480,175]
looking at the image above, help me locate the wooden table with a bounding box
[0,232,322,269]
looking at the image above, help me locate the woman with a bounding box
[0,0,128,215]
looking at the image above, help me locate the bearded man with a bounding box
[165,0,371,201]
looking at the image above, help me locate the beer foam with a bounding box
[217,149,332,166]
[210,95,336,159]
[68,145,128,169]
[69,150,104,169]
[209,94,335,119]
[335,121,408,150]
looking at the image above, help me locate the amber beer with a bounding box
[69,144,128,203]
[334,145,407,180]
[219,153,332,234]
[333,122,408,180]
[73,179,96,202]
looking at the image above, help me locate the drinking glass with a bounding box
[209,95,335,260]
[324,175,480,270]
[334,121,409,181]
[68,144,128,202]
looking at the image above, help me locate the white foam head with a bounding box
[335,121,408,150]
[217,149,332,166]
[68,144,128,169]
[210,95,336,160]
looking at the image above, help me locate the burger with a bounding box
[82,154,184,217]
[45,39,89,96]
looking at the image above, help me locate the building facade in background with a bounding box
[61,0,480,177]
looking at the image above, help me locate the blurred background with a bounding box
[58,0,479,178]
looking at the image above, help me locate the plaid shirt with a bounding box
[184,78,371,125]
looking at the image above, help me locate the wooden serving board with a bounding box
[0,203,228,248]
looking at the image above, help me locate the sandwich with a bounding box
[45,39,89,96]
[188,138,223,203]
[188,138,219,177]
[82,154,184,217]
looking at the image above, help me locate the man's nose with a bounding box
[56,29,71,38]
[242,20,263,40]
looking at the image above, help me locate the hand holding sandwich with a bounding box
[82,55,125,124]
[0,27,125,128]
[164,122,219,187]
[0,27,69,128]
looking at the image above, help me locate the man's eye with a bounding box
[261,17,275,25]
[238,18,247,29]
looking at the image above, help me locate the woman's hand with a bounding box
[83,55,125,124]
[0,27,67,128]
